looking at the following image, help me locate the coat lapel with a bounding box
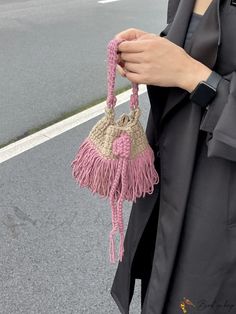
[160,0,221,126]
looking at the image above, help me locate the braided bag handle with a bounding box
[106,38,139,111]
[105,38,158,264]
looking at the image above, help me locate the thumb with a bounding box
[114,28,148,41]
[138,33,158,40]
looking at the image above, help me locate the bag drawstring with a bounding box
[109,132,131,263]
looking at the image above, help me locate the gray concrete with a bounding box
[0,93,153,313]
[0,0,167,145]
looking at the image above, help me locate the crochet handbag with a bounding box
[71,37,159,264]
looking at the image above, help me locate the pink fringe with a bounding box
[71,136,159,263]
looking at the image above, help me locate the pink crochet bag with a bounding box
[71,38,159,263]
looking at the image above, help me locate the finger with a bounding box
[138,33,157,40]
[117,53,123,65]
[124,71,142,84]
[120,52,142,63]
[118,40,146,53]
[114,28,146,41]
[116,65,126,77]
[117,53,129,68]
[116,64,125,76]
[117,55,125,67]
[123,62,140,74]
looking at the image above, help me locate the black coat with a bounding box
[110,0,236,313]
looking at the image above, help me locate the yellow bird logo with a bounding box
[179,297,196,313]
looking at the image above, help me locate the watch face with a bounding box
[199,83,216,98]
[191,82,216,107]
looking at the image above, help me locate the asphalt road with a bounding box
[0,0,168,312]
[0,0,167,146]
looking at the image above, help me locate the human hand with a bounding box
[116,34,212,92]
[114,28,156,77]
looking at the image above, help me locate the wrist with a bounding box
[179,57,213,93]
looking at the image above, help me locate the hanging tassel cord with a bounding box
[109,132,131,264]
[117,158,128,261]
[109,158,123,263]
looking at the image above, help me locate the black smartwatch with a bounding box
[189,71,222,108]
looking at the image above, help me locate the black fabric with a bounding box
[131,11,205,310]
[110,1,236,313]
[184,12,203,45]
[183,12,208,170]
[131,191,160,309]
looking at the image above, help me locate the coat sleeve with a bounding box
[159,0,180,37]
[159,23,172,37]
[199,71,236,162]
[166,0,181,24]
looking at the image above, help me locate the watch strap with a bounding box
[189,70,222,109]
[204,71,222,110]
[205,70,222,90]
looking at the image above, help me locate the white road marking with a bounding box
[98,0,120,4]
[0,85,147,164]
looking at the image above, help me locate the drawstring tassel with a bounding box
[109,158,123,263]
[109,132,131,263]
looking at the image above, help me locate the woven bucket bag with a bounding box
[71,37,160,263]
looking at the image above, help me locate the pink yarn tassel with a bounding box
[71,137,159,202]
[117,159,128,261]
[109,158,128,263]
[109,132,131,263]
[71,134,159,263]
[109,158,123,263]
